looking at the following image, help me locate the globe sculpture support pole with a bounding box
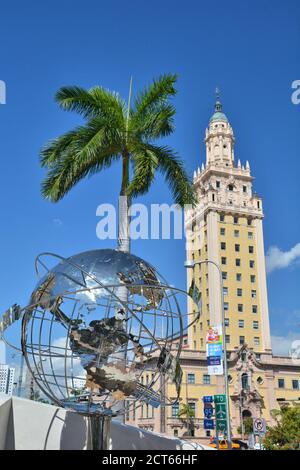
[185,259,232,449]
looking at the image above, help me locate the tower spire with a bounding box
[215,87,222,112]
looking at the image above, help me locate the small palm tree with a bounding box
[178,403,195,436]
[40,74,195,252]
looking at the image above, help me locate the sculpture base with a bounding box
[0,395,212,450]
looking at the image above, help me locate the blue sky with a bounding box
[0,0,299,361]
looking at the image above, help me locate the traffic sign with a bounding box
[204,419,215,430]
[214,394,226,404]
[215,403,226,420]
[203,395,214,403]
[204,407,213,419]
[253,417,266,435]
[216,419,227,432]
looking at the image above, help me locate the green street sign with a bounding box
[216,419,227,432]
[215,403,227,420]
[214,394,226,404]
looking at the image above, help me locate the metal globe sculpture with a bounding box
[19,249,199,421]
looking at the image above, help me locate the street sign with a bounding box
[204,406,213,419]
[203,395,214,403]
[253,417,266,435]
[214,394,226,404]
[216,419,227,432]
[215,403,226,420]
[204,419,215,430]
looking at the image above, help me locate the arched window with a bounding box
[241,373,249,390]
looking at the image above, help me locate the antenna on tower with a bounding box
[215,86,222,112]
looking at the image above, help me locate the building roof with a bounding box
[210,87,229,123]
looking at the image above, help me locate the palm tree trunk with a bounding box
[118,153,130,253]
[114,153,130,421]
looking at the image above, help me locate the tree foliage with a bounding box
[264,407,300,450]
[40,74,195,207]
[237,417,253,435]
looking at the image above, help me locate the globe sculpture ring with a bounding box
[17,249,200,418]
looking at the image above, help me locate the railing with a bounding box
[167,417,203,427]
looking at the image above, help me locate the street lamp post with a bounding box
[185,258,232,449]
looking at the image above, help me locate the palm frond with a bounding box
[41,121,123,201]
[127,145,159,197]
[150,144,196,207]
[133,74,178,117]
[132,103,176,139]
[55,86,126,124]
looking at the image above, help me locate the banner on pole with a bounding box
[206,325,223,375]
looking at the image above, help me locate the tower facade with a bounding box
[185,93,272,353]
[126,94,300,444]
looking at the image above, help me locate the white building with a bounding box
[0,364,15,396]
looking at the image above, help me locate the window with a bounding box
[247,219,252,226]
[234,216,238,224]
[174,429,178,437]
[235,244,240,252]
[249,245,254,254]
[220,214,225,222]
[200,338,203,347]
[200,322,203,331]
[220,227,225,235]
[172,403,179,417]
[228,375,233,384]
[254,337,260,346]
[236,258,241,267]
[203,374,210,385]
[222,271,227,280]
[225,335,230,344]
[212,193,215,202]
[251,290,257,299]
[292,380,299,390]
[257,201,260,209]
[239,336,245,345]
[234,230,240,237]
[236,273,242,282]
[224,318,230,326]
[237,288,243,297]
[206,430,211,437]
[241,373,249,389]
[253,321,259,329]
[238,320,244,328]
[228,184,234,191]
[248,232,253,240]
[188,402,196,415]
[251,275,256,283]
[216,180,220,189]
[278,379,285,389]
[221,257,227,265]
[243,185,247,193]
[223,287,228,296]
[224,302,229,311]
[221,242,226,250]
[193,341,196,349]
[206,288,209,297]
[187,373,195,384]
[238,304,243,313]
[249,260,255,268]
[252,305,258,314]
[257,376,263,385]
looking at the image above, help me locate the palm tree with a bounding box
[40,74,195,253]
[178,403,195,436]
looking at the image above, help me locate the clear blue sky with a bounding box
[0,0,299,358]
